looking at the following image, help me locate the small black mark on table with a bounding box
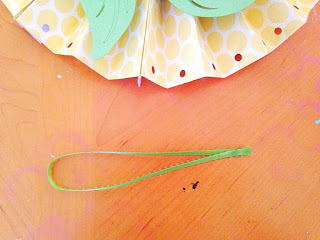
[192,181,199,189]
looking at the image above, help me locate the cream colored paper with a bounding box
[2,0,318,88]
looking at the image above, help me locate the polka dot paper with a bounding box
[2,0,318,88]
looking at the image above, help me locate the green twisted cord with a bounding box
[48,147,252,191]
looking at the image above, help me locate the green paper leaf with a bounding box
[80,0,136,60]
[169,0,255,17]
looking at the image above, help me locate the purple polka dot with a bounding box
[42,24,50,32]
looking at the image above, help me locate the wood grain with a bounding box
[0,2,319,239]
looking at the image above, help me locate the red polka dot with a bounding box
[212,64,216,70]
[67,42,73,48]
[274,27,282,35]
[180,70,186,77]
[235,54,242,62]
[152,66,155,74]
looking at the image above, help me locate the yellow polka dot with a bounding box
[77,3,85,18]
[130,10,141,32]
[35,0,50,6]
[284,20,304,37]
[166,40,179,60]
[37,10,58,31]
[148,31,156,52]
[164,15,176,37]
[45,35,64,53]
[199,17,214,31]
[156,29,165,48]
[107,44,116,56]
[93,58,109,76]
[173,6,184,16]
[167,64,180,83]
[111,52,124,71]
[216,54,234,74]
[121,61,134,76]
[156,75,167,87]
[151,4,157,28]
[157,7,164,26]
[246,9,264,28]
[82,32,93,56]
[163,1,171,14]
[118,30,129,49]
[286,0,297,4]
[61,16,79,36]
[136,0,143,7]
[261,26,281,46]
[181,44,196,66]
[227,31,247,52]
[178,18,191,40]
[155,52,165,72]
[127,36,138,57]
[300,7,312,16]
[55,0,74,13]
[267,3,289,23]
[300,0,315,3]
[217,14,235,30]
[207,32,223,52]
[254,0,268,5]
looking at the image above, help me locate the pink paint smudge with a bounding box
[303,56,320,67]
[313,143,320,152]
[316,81,320,93]
[30,216,70,239]
[289,100,320,112]
[268,162,301,183]
[273,124,295,141]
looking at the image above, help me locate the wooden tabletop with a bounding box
[1,2,320,239]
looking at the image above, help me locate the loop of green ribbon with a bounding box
[48,147,252,191]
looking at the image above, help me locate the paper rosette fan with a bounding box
[2,0,318,88]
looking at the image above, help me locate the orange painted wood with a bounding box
[0,2,319,239]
